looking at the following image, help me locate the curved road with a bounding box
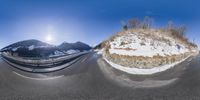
[0,52,200,100]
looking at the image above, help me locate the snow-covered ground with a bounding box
[50,49,81,57]
[28,45,35,50]
[96,49,104,54]
[12,46,21,51]
[109,32,189,57]
[49,50,65,57]
[65,49,80,54]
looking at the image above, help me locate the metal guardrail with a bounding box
[2,56,82,73]
[1,51,89,67]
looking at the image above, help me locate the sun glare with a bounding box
[45,34,53,42]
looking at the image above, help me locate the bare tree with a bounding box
[178,25,187,37]
[167,20,174,30]
[193,38,195,44]
[123,25,128,30]
[120,20,128,30]
[140,16,153,29]
[127,18,140,29]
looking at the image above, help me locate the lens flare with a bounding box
[45,34,53,42]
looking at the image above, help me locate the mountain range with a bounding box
[1,39,92,57]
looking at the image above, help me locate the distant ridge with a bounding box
[1,39,91,57]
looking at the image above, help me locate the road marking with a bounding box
[81,56,88,63]
[12,71,64,80]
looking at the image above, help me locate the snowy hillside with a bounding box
[99,29,198,75]
[109,29,189,57]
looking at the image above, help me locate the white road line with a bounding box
[12,71,64,80]
[81,56,88,63]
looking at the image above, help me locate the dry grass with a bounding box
[104,52,190,69]
[113,48,136,51]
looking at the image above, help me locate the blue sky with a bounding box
[0,0,199,48]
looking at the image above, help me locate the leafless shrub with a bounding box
[177,25,187,37]
[116,17,197,49]
[127,18,140,29]
[167,20,174,30]
[121,20,128,30]
[140,16,153,29]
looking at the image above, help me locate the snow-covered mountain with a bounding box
[58,41,91,53]
[98,29,198,74]
[1,39,62,57]
[2,39,52,50]
[1,39,91,58]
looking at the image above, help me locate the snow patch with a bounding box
[49,50,65,57]
[96,49,104,54]
[109,33,189,57]
[12,46,21,52]
[28,45,35,50]
[65,49,80,54]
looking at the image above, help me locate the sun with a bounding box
[45,34,53,42]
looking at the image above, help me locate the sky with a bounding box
[0,0,200,48]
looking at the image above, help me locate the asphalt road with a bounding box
[0,52,200,100]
